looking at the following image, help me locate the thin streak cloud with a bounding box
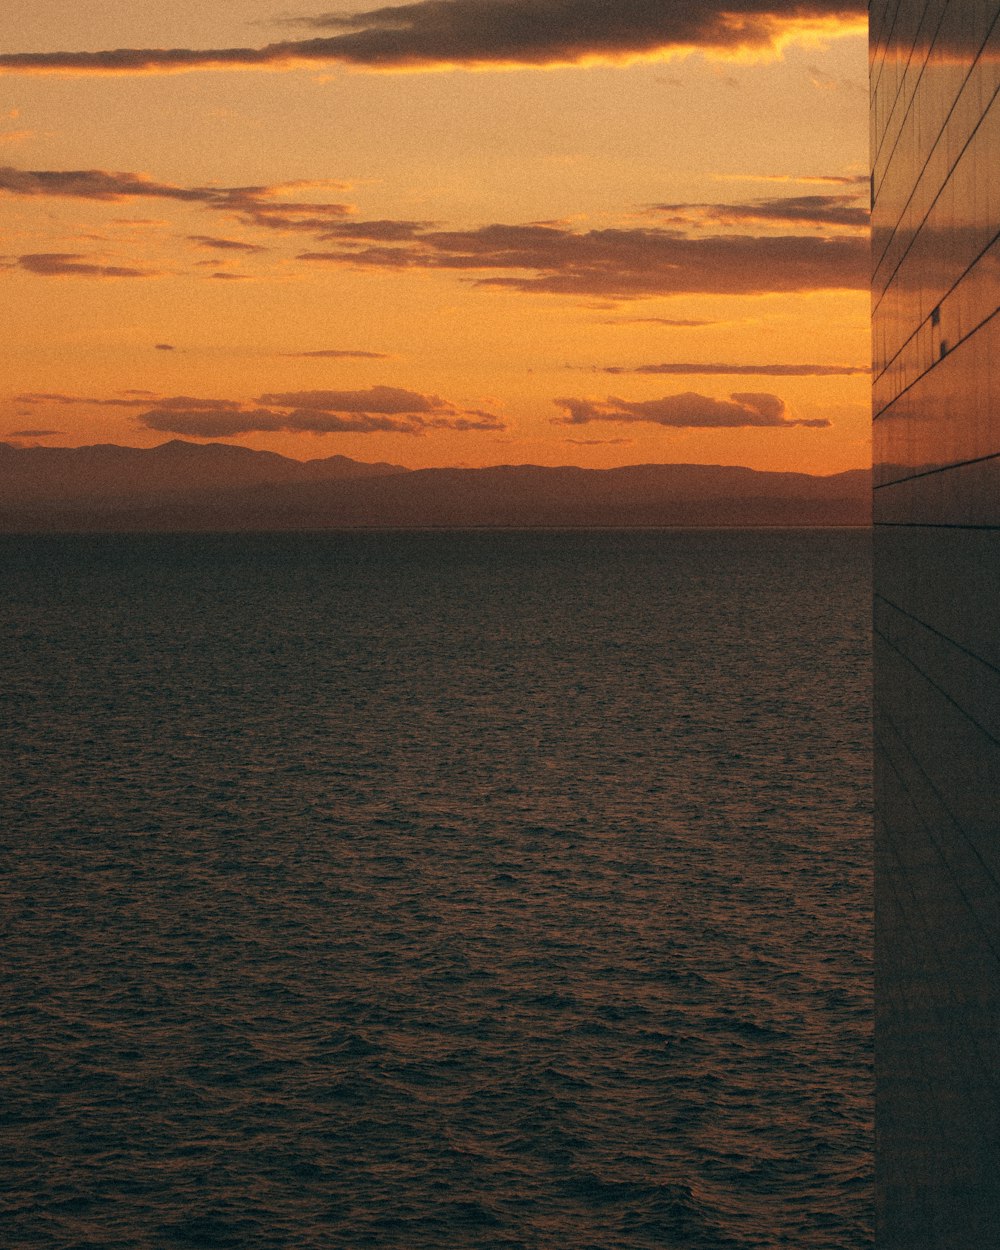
[17,253,160,278]
[608,317,722,327]
[715,172,869,186]
[597,362,870,376]
[186,235,269,253]
[279,349,392,359]
[650,194,869,230]
[0,167,352,232]
[564,437,634,446]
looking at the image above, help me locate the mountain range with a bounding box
[0,440,871,530]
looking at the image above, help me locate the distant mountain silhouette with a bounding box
[0,441,870,530]
[0,440,406,506]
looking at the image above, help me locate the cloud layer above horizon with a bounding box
[15,388,505,437]
[1,163,869,297]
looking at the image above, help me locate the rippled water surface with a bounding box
[2,530,872,1249]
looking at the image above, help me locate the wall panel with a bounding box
[872,0,1000,1242]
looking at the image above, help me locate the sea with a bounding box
[2,529,873,1250]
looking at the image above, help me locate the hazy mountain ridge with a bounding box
[0,440,407,504]
[0,441,871,529]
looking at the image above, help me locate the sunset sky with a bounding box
[0,1,870,472]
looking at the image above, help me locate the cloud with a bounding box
[7,428,61,437]
[0,166,212,201]
[553,391,831,428]
[0,1,865,75]
[138,408,308,437]
[221,191,355,233]
[155,343,175,351]
[246,387,504,430]
[299,222,868,298]
[146,396,244,411]
[0,166,352,232]
[318,219,435,241]
[650,193,869,230]
[597,361,870,376]
[15,391,159,406]
[716,172,869,186]
[564,437,634,445]
[0,163,867,298]
[279,348,392,359]
[21,385,504,437]
[17,252,160,277]
[609,316,721,326]
[141,408,504,438]
[186,234,269,253]
[257,386,455,414]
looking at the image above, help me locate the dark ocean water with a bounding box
[2,529,872,1250]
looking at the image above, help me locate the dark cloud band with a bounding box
[0,1,867,75]
[300,223,869,298]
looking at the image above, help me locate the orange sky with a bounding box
[0,1,870,474]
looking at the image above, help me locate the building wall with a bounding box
[871,0,1000,1243]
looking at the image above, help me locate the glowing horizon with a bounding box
[0,1,871,476]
